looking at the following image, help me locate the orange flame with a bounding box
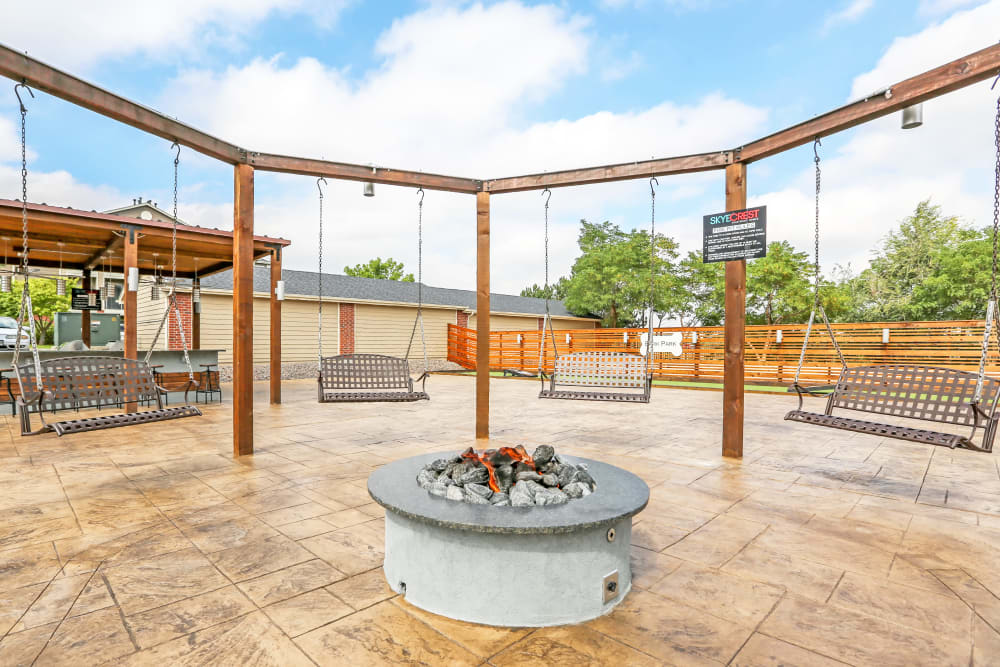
[461,445,536,493]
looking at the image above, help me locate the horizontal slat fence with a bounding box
[447,320,1000,386]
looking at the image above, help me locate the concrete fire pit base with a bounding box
[368,451,649,627]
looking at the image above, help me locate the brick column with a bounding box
[339,303,355,354]
[167,291,194,350]
[457,310,469,328]
[538,317,544,330]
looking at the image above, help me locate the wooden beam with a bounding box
[269,247,282,405]
[475,192,490,440]
[84,235,123,270]
[233,164,254,457]
[80,270,91,348]
[723,163,747,459]
[250,154,482,194]
[192,278,201,350]
[484,152,732,193]
[0,44,243,164]
[739,42,1000,162]
[123,227,138,413]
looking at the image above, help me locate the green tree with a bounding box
[746,241,813,325]
[344,257,414,282]
[520,276,570,300]
[0,278,76,344]
[674,251,725,326]
[907,229,992,320]
[561,220,679,327]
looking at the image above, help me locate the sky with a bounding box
[0,0,996,296]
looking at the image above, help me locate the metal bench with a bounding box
[539,351,652,403]
[785,364,1000,452]
[17,356,201,436]
[318,354,429,403]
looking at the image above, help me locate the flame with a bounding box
[461,445,536,493]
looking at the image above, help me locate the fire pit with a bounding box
[368,447,649,627]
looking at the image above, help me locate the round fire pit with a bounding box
[368,450,649,627]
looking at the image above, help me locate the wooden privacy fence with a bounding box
[447,320,1000,386]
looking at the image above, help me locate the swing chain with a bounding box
[316,177,326,370]
[648,177,658,361]
[813,137,822,306]
[171,142,180,286]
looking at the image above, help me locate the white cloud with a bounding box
[0,0,351,69]
[600,50,643,82]
[823,0,875,31]
[756,0,999,279]
[918,0,985,15]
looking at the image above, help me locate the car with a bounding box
[0,316,33,349]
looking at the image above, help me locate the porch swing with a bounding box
[537,180,656,403]
[783,133,1000,452]
[14,83,201,436]
[317,180,430,403]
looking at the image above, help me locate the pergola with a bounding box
[1,41,997,458]
[0,198,289,369]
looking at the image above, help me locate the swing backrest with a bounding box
[319,354,412,391]
[19,356,160,411]
[830,364,1000,426]
[553,351,648,389]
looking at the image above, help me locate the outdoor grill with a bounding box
[368,449,649,627]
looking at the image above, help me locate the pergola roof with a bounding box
[0,199,290,279]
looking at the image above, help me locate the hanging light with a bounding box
[87,291,97,308]
[0,275,11,293]
[55,242,66,296]
[901,103,923,129]
[191,259,201,303]
[150,281,160,301]
[363,164,376,197]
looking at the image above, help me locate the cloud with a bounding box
[600,50,643,82]
[756,0,999,279]
[917,0,985,15]
[823,0,875,31]
[0,0,352,69]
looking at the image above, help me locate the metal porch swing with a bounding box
[317,180,430,403]
[14,87,201,436]
[783,133,1000,452]
[538,181,656,403]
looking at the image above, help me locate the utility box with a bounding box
[54,312,122,348]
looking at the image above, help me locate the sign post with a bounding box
[703,205,766,264]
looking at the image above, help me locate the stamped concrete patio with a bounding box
[0,374,997,666]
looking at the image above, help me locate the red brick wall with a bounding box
[339,303,355,354]
[167,292,193,350]
[538,317,544,330]
[457,310,469,328]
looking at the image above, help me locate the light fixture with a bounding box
[55,242,66,296]
[150,281,160,301]
[192,259,201,303]
[0,276,10,293]
[127,266,139,291]
[87,291,97,307]
[775,329,783,344]
[901,103,923,129]
[363,164,376,197]
[275,280,285,301]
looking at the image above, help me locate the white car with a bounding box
[0,317,32,349]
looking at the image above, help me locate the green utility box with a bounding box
[54,312,122,347]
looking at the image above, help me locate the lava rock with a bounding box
[458,467,489,485]
[516,470,543,483]
[532,445,555,466]
[541,473,560,487]
[493,499,510,507]
[445,485,465,502]
[562,481,591,499]
[427,482,449,497]
[463,488,491,504]
[521,480,545,497]
[557,465,578,487]
[509,483,534,507]
[489,492,509,505]
[464,483,493,500]
[572,469,596,488]
[442,462,458,479]
[416,469,438,488]
[428,459,449,472]
[534,487,569,505]
[440,475,455,486]
[495,465,514,493]
[451,461,473,482]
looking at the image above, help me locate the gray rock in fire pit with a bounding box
[495,465,514,492]
[532,445,555,466]
[562,481,592,499]
[458,467,489,486]
[533,487,569,506]
[427,482,449,497]
[416,469,437,488]
[463,488,491,504]
[541,474,560,487]
[446,485,465,502]
[464,483,493,500]
[509,483,534,507]
[428,459,449,472]
[516,471,542,483]
[490,492,509,505]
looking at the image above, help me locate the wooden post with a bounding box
[123,227,138,413]
[723,163,747,458]
[191,278,201,349]
[80,269,91,348]
[233,164,254,456]
[475,192,490,441]
[269,247,282,405]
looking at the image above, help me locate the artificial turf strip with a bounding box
[445,371,828,395]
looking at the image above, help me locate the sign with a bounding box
[639,332,683,357]
[702,205,767,263]
[71,288,101,310]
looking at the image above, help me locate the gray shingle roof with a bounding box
[200,266,582,318]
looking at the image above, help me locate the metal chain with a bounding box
[976,91,1000,403]
[405,188,429,373]
[538,189,557,378]
[316,178,326,370]
[171,143,179,286]
[647,177,657,364]
[813,137,822,306]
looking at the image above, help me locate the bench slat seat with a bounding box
[319,354,429,403]
[540,351,651,403]
[785,364,1000,453]
[17,356,201,436]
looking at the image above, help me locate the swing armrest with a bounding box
[790,383,834,410]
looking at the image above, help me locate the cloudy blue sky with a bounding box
[0,0,995,294]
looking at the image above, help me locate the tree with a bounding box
[520,277,570,300]
[561,220,679,327]
[674,251,725,326]
[907,229,992,321]
[344,257,414,282]
[0,278,76,344]
[745,241,813,325]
